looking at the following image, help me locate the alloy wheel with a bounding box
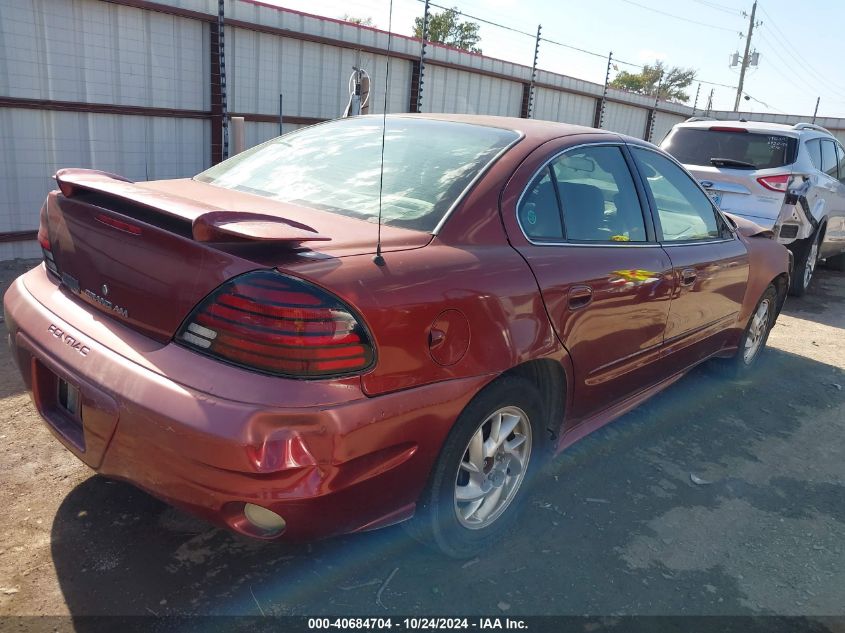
[743,298,771,365]
[804,236,819,289]
[453,406,532,530]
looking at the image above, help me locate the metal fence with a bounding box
[1,0,844,260]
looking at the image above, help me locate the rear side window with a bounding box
[821,139,839,178]
[517,145,647,243]
[519,168,563,241]
[806,139,823,171]
[662,128,798,169]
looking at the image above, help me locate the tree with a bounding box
[610,60,697,103]
[413,7,481,54]
[342,14,374,26]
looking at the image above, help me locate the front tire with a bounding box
[720,284,777,378]
[789,229,821,296]
[405,376,549,558]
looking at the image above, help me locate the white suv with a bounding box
[661,119,845,295]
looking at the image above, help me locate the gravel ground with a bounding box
[0,258,843,619]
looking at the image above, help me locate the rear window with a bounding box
[195,117,519,232]
[662,128,798,170]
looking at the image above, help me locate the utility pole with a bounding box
[705,88,714,116]
[734,0,758,111]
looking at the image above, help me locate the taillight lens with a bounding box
[757,174,789,192]
[176,271,375,378]
[37,202,60,277]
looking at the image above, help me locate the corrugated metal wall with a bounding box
[3,0,845,260]
[420,66,522,116]
[0,107,209,258]
[244,121,305,149]
[532,87,595,127]
[0,0,208,108]
[227,27,410,118]
[652,111,687,144]
[603,102,648,138]
[0,0,211,259]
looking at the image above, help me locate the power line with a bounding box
[758,6,845,99]
[689,0,741,15]
[696,78,738,90]
[420,0,537,38]
[416,0,737,94]
[420,0,640,67]
[617,0,741,33]
[756,31,843,102]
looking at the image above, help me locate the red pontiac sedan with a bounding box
[4,115,790,557]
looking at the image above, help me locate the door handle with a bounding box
[568,285,593,310]
[680,268,697,286]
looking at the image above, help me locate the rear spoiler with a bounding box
[53,168,331,245]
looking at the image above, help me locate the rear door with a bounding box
[501,138,675,422]
[629,146,750,373]
[818,139,845,258]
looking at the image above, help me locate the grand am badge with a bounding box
[82,288,129,318]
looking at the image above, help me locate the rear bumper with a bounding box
[726,211,778,231]
[3,265,488,541]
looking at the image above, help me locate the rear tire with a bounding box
[719,284,777,378]
[404,376,550,558]
[789,229,822,296]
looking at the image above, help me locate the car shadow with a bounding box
[780,268,844,330]
[0,324,27,399]
[50,348,844,622]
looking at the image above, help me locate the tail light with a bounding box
[757,174,789,192]
[37,202,60,277]
[176,271,375,378]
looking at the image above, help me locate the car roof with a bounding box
[378,112,630,142]
[672,119,833,138]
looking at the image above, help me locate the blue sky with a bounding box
[263,0,845,117]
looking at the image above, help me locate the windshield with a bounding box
[662,128,798,170]
[195,117,519,232]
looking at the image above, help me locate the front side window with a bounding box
[632,148,721,242]
[517,145,647,243]
[837,143,845,184]
[195,117,519,233]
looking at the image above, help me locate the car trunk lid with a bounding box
[43,169,429,343]
[684,164,788,226]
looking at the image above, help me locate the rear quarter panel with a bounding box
[278,134,570,398]
[738,233,791,324]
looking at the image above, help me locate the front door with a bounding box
[501,139,675,422]
[629,146,750,373]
